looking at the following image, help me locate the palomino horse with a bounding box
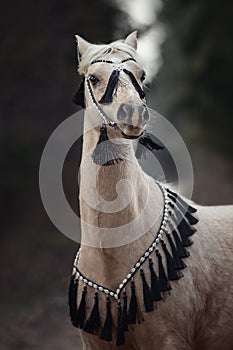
[69,32,233,350]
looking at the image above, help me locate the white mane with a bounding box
[78,40,144,75]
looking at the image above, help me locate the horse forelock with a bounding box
[78,40,144,75]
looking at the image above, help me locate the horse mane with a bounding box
[78,40,144,75]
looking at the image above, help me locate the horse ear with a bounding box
[124,31,138,50]
[75,34,92,60]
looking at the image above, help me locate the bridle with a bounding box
[73,57,146,127]
[73,55,163,166]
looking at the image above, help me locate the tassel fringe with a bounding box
[91,125,127,166]
[161,241,183,281]
[116,301,125,346]
[68,275,79,327]
[100,295,113,342]
[140,269,154,312]
[83,292,101,335]
[127,279,144,324]
[156,250,171,292]
[149,258,162,301]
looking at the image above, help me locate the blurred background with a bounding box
[1,0,232,349]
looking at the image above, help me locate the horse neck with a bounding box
[78,110,163,288]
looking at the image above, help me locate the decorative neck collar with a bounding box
[68,183,198,346]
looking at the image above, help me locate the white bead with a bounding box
[158,234,162,239]
[88,281,93,287]
[131,267,136,273]
[149,247,153,252]
[119,283,123,289]
[159,229,163,234]
[99,286,103,291]
[127,273,132,279]
[145,252,149,257]
[156,238,160,243]
[116,289,120,294]
[110,292,114,297]
[83,279,87,284]
[123,279,127,284]
[79,276,83,281]
[104,289,109,294]
[136,262,140,268]
[93,284,97,289]
[152,242,157,247]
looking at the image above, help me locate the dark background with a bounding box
[1,1,232,349]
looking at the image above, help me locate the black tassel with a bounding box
[77,285,87,329]
[177,221,194,247]
[166,233,186,270]
[161,241,183,281]
[116,301,125,346]
[173,209,196,237]
[127,280,144,324]
[156,250,171,292]
[73,78,85,108]
[83,292,101,335]
[68,275,79,327]
[172,229,190,258]
[168,196,198,225]
[123,69,145,100]
[122,290,129,331]
[100,295,112,342]
[140,269,154,312]
[185,211,199,225]
[136,133,164,158]
[91,125,127,166]
[148,258,162,301]
[99,70,120,104]
[166,188,197,213]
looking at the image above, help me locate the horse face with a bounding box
[85,59,149,139]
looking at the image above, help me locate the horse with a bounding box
[68,31,233,350]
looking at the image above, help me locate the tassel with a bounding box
[68,275,79,327]
[156,250,171,292]
[136,133,164,158]
[100,295,112,342]
[123,68,145,100]
[166,233,186,270]
[73,78,85,108]
[148,258,162,301]
[127,279,144,324]
[77,286,87,329]
[166,188,197,213]
[122,290,129,331]
[91,125,127,166]
[161,241,183,281]
[140,269,154,312]
[99,70,120,104]
[116,300,125,346]
[173,209,196,237]
[168,197,198,225]
[172,229,190,258]
[83,292,101,335]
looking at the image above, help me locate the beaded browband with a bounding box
[69,183,198,346]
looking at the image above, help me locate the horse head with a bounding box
[74,32,149,140]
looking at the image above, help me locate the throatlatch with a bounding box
[73,57,163,166]
[68,183,198,346]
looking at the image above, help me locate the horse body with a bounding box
[73,32,233,350]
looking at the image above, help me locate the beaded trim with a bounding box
[72,182,181,300]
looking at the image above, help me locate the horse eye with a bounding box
[89,75,99,85]
[141,72,146,82]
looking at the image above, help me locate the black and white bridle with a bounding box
[73,57,146,127]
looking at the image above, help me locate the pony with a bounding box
[68,31,233,350]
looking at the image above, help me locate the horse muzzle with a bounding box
[117,102,149,138]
